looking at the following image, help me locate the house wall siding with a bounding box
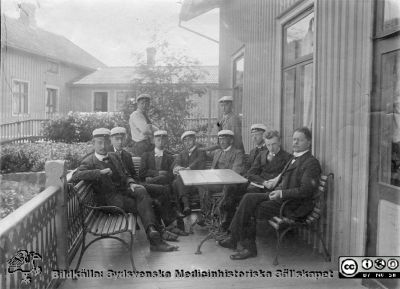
[1,47,90,123]
[219,0,373,260]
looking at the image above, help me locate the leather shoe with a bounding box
[217,237,237,250]
[230,249,257,260]
[146,226,160,240]
[175,210,185,219]
[150,240,179,252]
[161,230,179,242]
[169,226,189,236]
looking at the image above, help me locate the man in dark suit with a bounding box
[72,128,177,252]
[172,131,207,216]
[109,127,180,239]
[218,127,321,260]
[139,130,175,185]
[245,124,268,173]
[200,130,245,229]
[246,130,292,192]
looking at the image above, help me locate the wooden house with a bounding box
[71,65,220,120]
[0,3,105,124]
[181,0,399,288]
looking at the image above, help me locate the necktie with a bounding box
[143,112,152,124]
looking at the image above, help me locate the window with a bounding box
[93,91,108,112]
[46,87,58,113]
[281,10,314,149]
[376,0,400,37]
[47,61,59,74]
[116,90,135,111]
[233,51,244,115]
[12,80,28,115]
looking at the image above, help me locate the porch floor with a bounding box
[60,215,365,289]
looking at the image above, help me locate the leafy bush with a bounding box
[0,142,94,173]
[42,112,129,143]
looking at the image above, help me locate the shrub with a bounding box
[0,142,94,173]
[42,112,129,143]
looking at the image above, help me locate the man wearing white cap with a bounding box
[139,130,175,185]
[73,128,178,252]
[216,96,244,152]
[172,131,207,216]
[246,124,268,171]
[129,94,159,156]
[110,127,184,239]
[198,129,244,229]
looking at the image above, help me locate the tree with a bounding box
[131,41,206,151]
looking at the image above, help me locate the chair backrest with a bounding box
[304,173,334,225]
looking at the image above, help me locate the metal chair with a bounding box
[268,173,333,265]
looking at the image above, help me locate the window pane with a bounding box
[94,92,108,112]
[381,50,400,187]
[46,88,58,113]
[284,12,314,65]
[282,69,296,150]
[384,0,400,31]
[300,63,314,128]
[234,56,244,87]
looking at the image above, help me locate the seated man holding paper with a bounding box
[246,130,292,192]
[218,127,321,260]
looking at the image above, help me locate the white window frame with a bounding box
[276,0,317,152]
[92,90,110,112]
[231,45,245,118]
[45,85,60,114]
[11,78,30,116]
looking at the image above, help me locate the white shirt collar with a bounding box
[269,148,280,156]
[223,145,232,152]
[95,152,108,162]
[256,143,266,149]
[154,147,164,157]
[293,150,309,158]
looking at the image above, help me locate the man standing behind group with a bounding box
[129,94,159,156]
[172,131,207,216]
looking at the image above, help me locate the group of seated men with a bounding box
[72,118,321,259]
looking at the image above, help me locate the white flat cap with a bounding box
[92,128,110,137]
[250,124,267,132]
[181,131,196,140]
[218,95,233,103]
[218,129,234,137]
[110,127,127,136]
[136,94,151,102]
[154,130,168,137]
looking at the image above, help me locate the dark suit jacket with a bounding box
[278,151,322,219]
[72,152,135,205]
[173,146,206,170]
[211,146,245,175]
[247,149,292,183]
[139,150,175,182]
[246,145,268,171]
[118,149,137,180]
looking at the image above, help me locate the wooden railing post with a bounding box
[45,160,68,270]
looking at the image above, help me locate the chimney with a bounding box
[19,3,37,26]
[146,47,156,66]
